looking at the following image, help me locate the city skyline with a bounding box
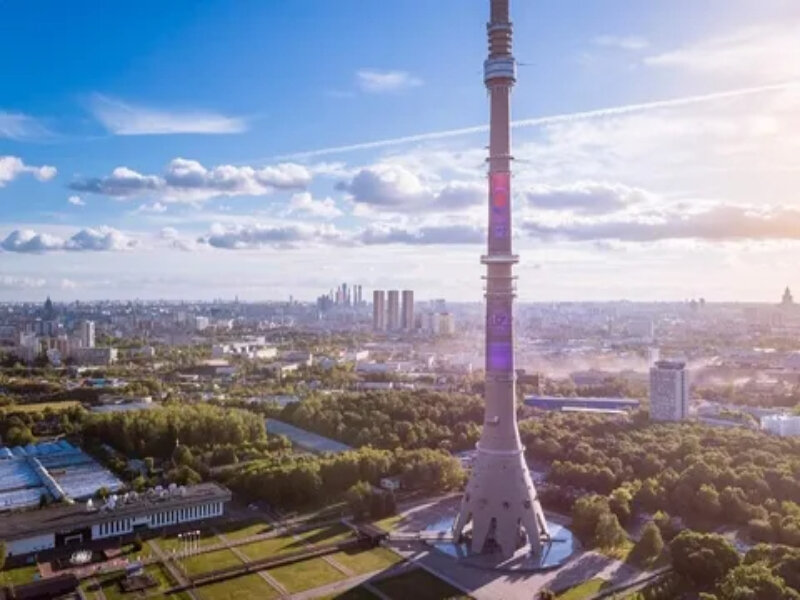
[2,1,800,301]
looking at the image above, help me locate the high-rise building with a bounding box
[649,361,689,421]
[453,0,549,558]
[372,290,386,331]
[387,290,400,331]
[79,320,96,349]
[401,290,414,331]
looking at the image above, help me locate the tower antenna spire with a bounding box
[452,0,550,558]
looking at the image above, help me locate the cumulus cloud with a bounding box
[521,182,649,214]
[338,164,483,213]
[356,69,423,93]
[286,192,342,218]
[89,94,247,135]
[67,195,85,207]
[0,156,57,187]
[0,227,134,253]
[200,223,345,250]
[523,205,800,242]
[360,224,483,245]
[70,158,311,202]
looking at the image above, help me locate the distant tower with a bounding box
[43,296,55,320]
[401,290,414,331]
[453,0,549,558]
[649,361,689,421]
[387,290,400,331]
[373,291,386,331]
[782,286,793,306]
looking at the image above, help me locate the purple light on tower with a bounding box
[452,0,549,558]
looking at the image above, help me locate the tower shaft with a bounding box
[452,0,549,558]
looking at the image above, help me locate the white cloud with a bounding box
[0,156,57,187]
[645,22,800,82]
[523,204,800,242]
[359,224,483,245]
[521,182,650,215]
[89,94,247,135]
[356,69,423,93]
[67,195,85,207]
[277,81,797,160]
[0,275,47,289]
[0,112,50,140]
[286,192,342,219]
[70,158,311,202]
[200,222,345,250]
[136,201,167,213]
[0,227,135,253]
[337,164,483,213]
[594,35,649,51]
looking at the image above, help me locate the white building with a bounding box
[212,338,277,360]
[649,360,689,421]
[0,483,231,558]
[761,414,800,437]
[80,320,96,349]
[194,316,210,331]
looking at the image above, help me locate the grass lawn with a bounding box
[268,557,346,593]
[330,547,403,575]
[220,520,272,541]
[238,535,301,561]
[121,542,153,561]
[371,514,405,533]
[373,569,471,600]
[196,573,279,600]
[317,587,380,600]
[0,564,39,586]
[180,549,243,576]
[556,578,610,600]
[295,524,354,547]
[158,530,222,554]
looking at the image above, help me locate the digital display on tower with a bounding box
[488,342,513,371]
[489,172,511,252]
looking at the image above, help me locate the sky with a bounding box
[1,0,800,302]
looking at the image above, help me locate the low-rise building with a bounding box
[761,414,800,437]
[0,483,231,558]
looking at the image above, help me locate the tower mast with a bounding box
[452,0,549,557]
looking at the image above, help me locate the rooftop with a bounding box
[0,482,231,541]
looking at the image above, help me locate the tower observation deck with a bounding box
[452,0,550,558]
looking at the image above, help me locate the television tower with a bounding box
[452,0,549,557]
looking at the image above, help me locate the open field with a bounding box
[218,520,272,541]
[268,557,346,593]
[372,568,472,600]
[330,547,403,575]
[196,573,279,600]
[180,549,242,576]
[557,578,610,600]
[238,524,353,561]
[0,564,39,586]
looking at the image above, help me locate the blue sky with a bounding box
[2,0,800,301]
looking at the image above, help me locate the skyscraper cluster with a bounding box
[316,283,364,312]
[372,289,414,332]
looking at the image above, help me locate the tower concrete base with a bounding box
[452,446,549,558]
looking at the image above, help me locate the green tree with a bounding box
[717,563,798,600]
[670,531,740,589]
[595,512,627,549]
[632,521,665,564]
